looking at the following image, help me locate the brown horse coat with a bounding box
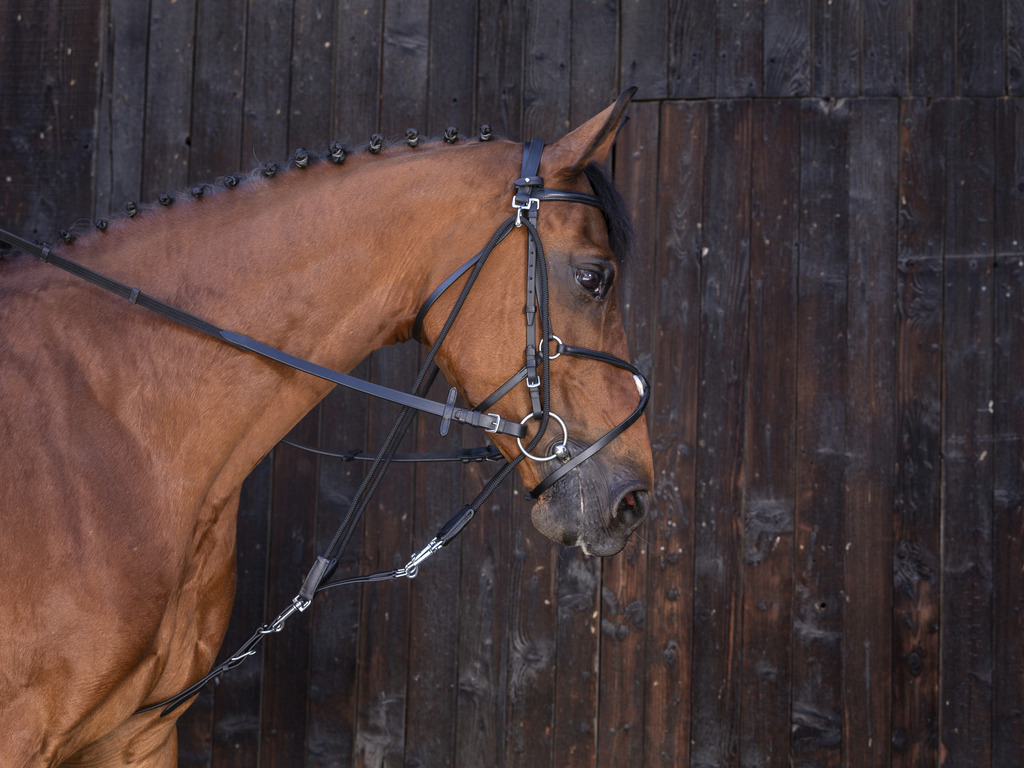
[0,93,652,766]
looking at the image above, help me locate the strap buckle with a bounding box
[512,194,540,227]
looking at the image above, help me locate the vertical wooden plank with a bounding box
[957,0,1005,95]
[474,0,525,136]
[305,377,370,768]
[94,0,150,215]
[504,520,558,768]
[892,97,944,768]
[620,0,667,100]
[716,0,762,97]
[288,0,337,149]
[909,0,955,96]
[260,417,321,767]
[523,0,571,137]
[140,0,196,199]
[811,0,860,96]
[592,100,659,768]
[689,99,750,768]
[333,0,383,138]
[763,0,811,97]
[427,0,477,135]
[552,547,600,768]
[188,0,247,183]
[241,0,292,160]
[741,98,800,768]
[992,97,1024,766]
[791,98,849,768]
[212,457,273,768]
[667,0,716,98]
[570,0,619,126]
[940,97,995,768]
[380,0,430,136]
[1010,0,1024,95]
[0,1,101,236]
[861,0,910,96]
[640,98,702,768]
[842,97,898,768]
[454,472,512,768]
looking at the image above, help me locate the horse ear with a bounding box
[544,87,637,176]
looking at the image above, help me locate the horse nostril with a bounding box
[614,488,649,528]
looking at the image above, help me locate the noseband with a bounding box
[0,138,650,716]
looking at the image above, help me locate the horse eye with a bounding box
[575,268,605,295]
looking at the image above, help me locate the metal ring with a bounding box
[546,335,562,360]
[516,412,569,462]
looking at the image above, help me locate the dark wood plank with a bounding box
[333,0,383,138]
[716,0,763,97]
[288,0,337,150]
[427,0,477,135]
[892,97,944,768]
[811,0,860,96]
[862,0,910,95]
[454,474,513,768]
[741,98,800,768]
[140,0,196,200]
[993,99,1024,766]
[764,0,811,96]
[0,1,100,236]
[474,0,525,136]
[957,0,1005,95]
[940,97,995,768]
[619,0,667,99]
[842,97,898,768]
[668,0,716,98]
[688,99,750,768]
[259,415,321,767]
[94,0,149,215]
[503,515,558,768]
[552,549,600,768]
[241,0,292,160]
[591,100,659,768]
[305,371,371,767]
[639,97,703,768]
[909,0,955,96]
[570,0,620,126]
[1010,0,1024,94]
[791,98,849,768]
[380,0,430,137]
[523,0,572,137]
[211,457,273,768]
[188,0,247,184]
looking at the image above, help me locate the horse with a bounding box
[0,89,653,766]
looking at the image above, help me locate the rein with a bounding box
[0,139,650,717]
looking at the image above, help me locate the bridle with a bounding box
[0,138,650,715]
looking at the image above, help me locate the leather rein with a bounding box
[1,139,650,716]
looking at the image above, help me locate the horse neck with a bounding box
[45,143,514,496]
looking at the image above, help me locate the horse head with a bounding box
[417,90,654,556]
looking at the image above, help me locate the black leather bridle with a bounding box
[1,138,650,715]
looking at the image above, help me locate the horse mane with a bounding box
[31,127,484,248]
[583,161,635,267]
[4,126,635,270]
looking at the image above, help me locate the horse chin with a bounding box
[530,453,650,557]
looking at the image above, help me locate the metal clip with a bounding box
[512,195,540,227]
[398,538,443,580]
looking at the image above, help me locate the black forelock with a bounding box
[583,161,636,267]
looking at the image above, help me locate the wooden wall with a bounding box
[3,1,1023,766]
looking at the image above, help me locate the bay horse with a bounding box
[0,90,653,766]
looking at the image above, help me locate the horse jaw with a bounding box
[529,451,649,556]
